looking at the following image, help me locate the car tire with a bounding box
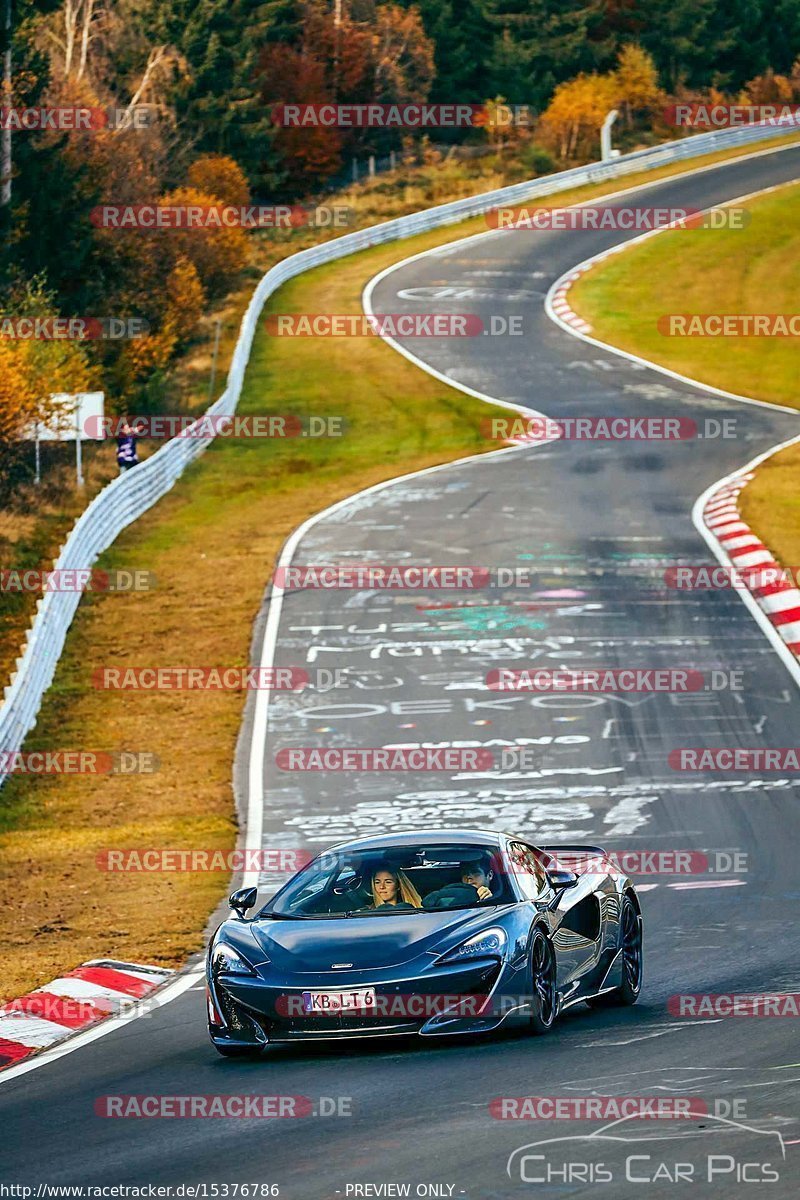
[528,928,558,1034]
[588,895,643,1008]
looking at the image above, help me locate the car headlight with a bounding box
[439,927,507,962]
[212,942,257,976]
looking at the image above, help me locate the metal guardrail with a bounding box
[2,116,798,784]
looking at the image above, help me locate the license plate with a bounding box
[301,988,376,1015]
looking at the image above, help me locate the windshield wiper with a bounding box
[343,908,425,917]
[258,911,310,920]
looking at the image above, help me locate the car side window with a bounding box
[508,842,549,901]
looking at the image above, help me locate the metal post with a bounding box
[390,149,396,171]
[207,317,222,405]
[75,401,84,486]
[601,109,619,162]
[333,0,341,98]
[1,0,12,207]
[34,424,40,485]
[368,155,375,178]
[351,157,358,183]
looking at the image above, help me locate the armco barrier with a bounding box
[1,117,798,787]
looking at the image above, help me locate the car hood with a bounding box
[243,909,493,973]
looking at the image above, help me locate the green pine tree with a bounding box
[484,0,609,110]
[149,0,300,192]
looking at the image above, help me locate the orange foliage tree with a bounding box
[155,186,250,297]
[615,44,662,125]
[538,72,619,159]
[0,343,39,445]
[187,155,251,207]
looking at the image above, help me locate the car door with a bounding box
[510,842,601,997]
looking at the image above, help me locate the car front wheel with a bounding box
[529,928,558,1034]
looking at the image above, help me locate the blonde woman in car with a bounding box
[370,864,423,909]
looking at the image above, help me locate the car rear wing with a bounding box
[538,844,616,873]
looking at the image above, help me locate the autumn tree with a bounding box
[0,278,94,445]
[0,343,39,445]
[538,70,619,158]
[164,255,204,341]
[262,1,434,190]
[187,154,250,207]
[614,44,661,124]
[156,187,250,297]
[258,41,344,191]
[372,4,435,104]
[742,65,797,104]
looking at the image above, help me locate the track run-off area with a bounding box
[3,144,800,1198]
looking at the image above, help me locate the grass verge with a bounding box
[2,131,800,1002]
[569,180,800,408]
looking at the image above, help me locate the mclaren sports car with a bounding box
[206,828,643,1055]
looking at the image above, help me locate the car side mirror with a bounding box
[229,886,257,917]
[547,868,579,889]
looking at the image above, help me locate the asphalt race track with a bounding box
[3,144,800,1197]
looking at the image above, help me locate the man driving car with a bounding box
[459,858,495,901]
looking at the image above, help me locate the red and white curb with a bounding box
[549,266,593,335]
[702,473,800,655]
[0,960,173,1069]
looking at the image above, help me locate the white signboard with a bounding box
[23,392,106,486]
[25,392,105,442]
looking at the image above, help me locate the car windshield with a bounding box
[260,843,515,919]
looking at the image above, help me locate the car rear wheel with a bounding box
[589,896,642,1008]
[528,929,558,1034]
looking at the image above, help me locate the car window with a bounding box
[261,843,514,917]
[507,842,549,901]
